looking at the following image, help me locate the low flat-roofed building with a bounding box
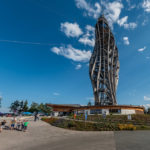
[47,104,144,116]
[47,104,80,116]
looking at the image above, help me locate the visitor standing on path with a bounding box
[23,120,29,132]
[10,117,16,130]
[34,112,38,121]
[16,120,21,130]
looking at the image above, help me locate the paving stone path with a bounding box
[0,117,150,150]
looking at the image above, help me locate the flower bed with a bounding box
[118,124,136,130]
[42,115,150,131]
[42,117,143,131]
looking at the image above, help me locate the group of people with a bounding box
[0,117,29,133]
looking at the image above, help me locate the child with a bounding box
[10,117,16,130]
[23,120,29,132]
[16,120,21,130]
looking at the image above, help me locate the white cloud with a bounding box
[143,104,150,109]
[75,0,101,19]
[117,16,137,29]
[142,18,148,26]
[129,5,136,10]
[123,37,130,45]
[142,0,150,12]
[144,96,150,101]
[124,22,137,29]
[75,64,82,70]
[53,92,60,96]
[138,46,146,52]
[51,45,91,62]
[75,0,137,29]
[79,25,95,47]
[103,1,123,27]
[126,0,136,10]
[51,47,60,54]
[117,16,128,26]
[79,35,94,47]
[60,22,83,37]
[102,1,137,29]
[86,25,94,31]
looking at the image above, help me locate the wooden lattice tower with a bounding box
[89,15,120,106]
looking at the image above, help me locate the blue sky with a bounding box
[0,0,150,112]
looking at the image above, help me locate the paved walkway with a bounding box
[114,131,150,150]
[0,117,150,150]
[0,118,115,150]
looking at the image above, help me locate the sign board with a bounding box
[85,113,87,121]
[127,114,132,120]
[102,111,106,119]
[84,110,88,121]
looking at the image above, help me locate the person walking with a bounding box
[34,112,38,121]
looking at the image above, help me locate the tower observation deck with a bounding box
[89,15,120,106]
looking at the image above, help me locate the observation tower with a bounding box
[89,15,120,106]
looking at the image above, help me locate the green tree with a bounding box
[37,103,52,115]
[28,102,52,115]
[87,101,92,106]
[10,100,20,113]
[10,100,29,114]
[23,100,28,112]
[42,104,52,115]
[29,102,39,113]
[38,103,45,112]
